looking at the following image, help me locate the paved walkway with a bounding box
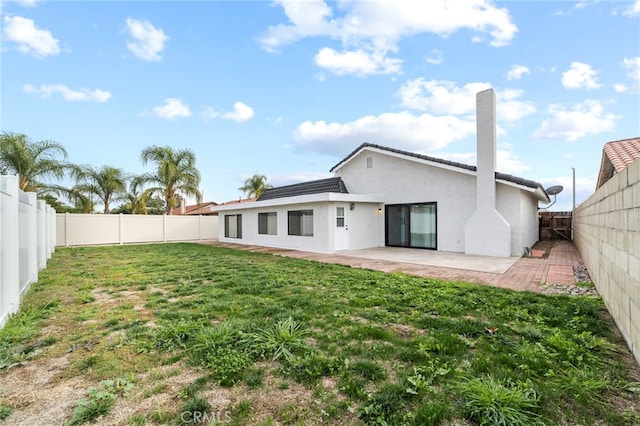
[200,240,584,293]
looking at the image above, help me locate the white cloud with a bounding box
[3,16,60,58]
[506,64,530,80]
[614,83,628,93]
[292,111,475,156]
[398,79,490,115]
[126,18,168,61]
[222,102,255,122]
[259,0,517,76]
[152,98,191,119]
[23,83,111,102]
[623,56,640,81]
[314,47,402,76]
[397,79,535,122]
[425,49,443,65]
[204,102,255,123]
[498,88,536,122]
[561,62,601,89]
[623,0,640,16]
[532,100,619,141]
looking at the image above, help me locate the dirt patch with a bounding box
[0,355,91,425]
[387,323,425,339]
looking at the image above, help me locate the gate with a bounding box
[539,211,572,240]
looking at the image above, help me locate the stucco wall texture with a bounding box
[573,157,640,364]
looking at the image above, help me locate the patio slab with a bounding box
[338,247,519,274]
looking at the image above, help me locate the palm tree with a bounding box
[71,165,127,214]
[140,146,202,215]
[239,173,272,198]
[123,174,156,214]
[0,131,69,193]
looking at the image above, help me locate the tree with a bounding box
[113,174,158,214]
[39,194,80,213]
[0,131,69,193]
[239,173,272,198]
[71,165,127,214]
[140,146,202,215]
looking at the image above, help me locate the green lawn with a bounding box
[1,243,639,425]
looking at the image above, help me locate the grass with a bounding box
[0,242,639,425]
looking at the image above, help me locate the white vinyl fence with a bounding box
[56,213,218,247]
[1,175,56,328]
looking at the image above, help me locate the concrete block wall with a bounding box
[573,157,640,364]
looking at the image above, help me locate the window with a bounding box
[336,207,345,227]
[288,210,313,236]
[224,214,242,239]
[366,156,373,169]
[258,212,277,235]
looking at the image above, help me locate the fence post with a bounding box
[119,214,124,245]
[0,175,20,327]
[37,200,46,270]
[26,192,38,287]
[65,212,70,247]
[163,215,167,242]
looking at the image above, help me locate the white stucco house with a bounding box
[213,89,550,257]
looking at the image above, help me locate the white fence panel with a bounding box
[1,175,55,328]
[57,214,218,246]
[121,215,164,243]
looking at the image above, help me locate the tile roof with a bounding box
[596,137,640,189]
[170,201,218,215]
[331,142,545,191]
[604,137,640,172]
[257,177,348,201]
[218,197,257,205]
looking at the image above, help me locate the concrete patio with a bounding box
[201,240,585,293]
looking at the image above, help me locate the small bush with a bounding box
[207,347,251,387]
[456,376,541,426]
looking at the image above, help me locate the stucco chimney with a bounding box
[464,88,512,257]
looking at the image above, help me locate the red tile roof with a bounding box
[596,137,640,189]
[170,201,218,215]
[218,197,256,205]
[603,137,640,172]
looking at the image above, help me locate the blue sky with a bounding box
[2,0,639,212]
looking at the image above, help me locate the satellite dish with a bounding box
[545,185,563,196]
[540,185,564,209]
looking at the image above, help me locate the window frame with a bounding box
[287,209,314,237]
[258,212,277,235]
[224,214,242,239]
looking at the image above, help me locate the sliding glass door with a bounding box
[385,203,437,249]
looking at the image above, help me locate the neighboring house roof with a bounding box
[596,137,640,189]
[218,197,257,205]
[170,201,218,215]
[257,177,348,201]
[331,142,548,195]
